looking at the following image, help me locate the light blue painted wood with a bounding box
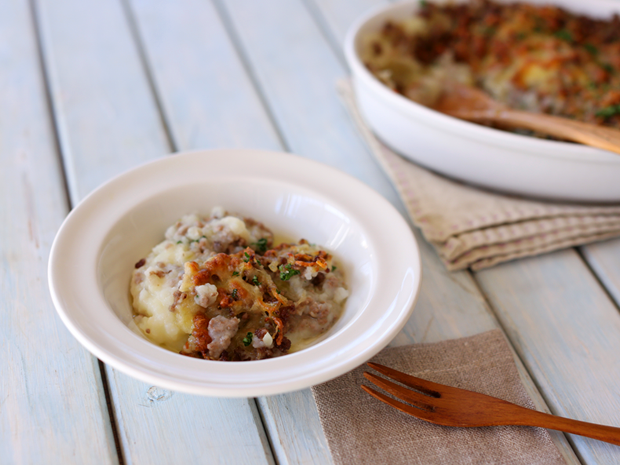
[127,0,283,152]
[34,0,275,463]
[34,0,170,205]
[0,0,118,462]
[581,239,620,308]
[107,382,274,465]
[305,0,389,58]
[215,0,405,208]
[215,0,578,463]
[476,251,620,464]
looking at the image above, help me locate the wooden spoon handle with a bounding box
[456,109,620,156]
[514,408,620,446]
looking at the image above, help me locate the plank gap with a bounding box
[119,0,178,153]
[469,269,559,412]
[98,360,126,465]
[28,0,72,213]
[253,397,283,465]
[301,0,347,66]
[211,0,289,152]
[575,247,620,314]
[29,0,124,461]
[467,270,582,463]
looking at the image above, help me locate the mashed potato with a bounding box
[130,208,348,361]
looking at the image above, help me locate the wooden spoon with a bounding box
[433,83,620,156]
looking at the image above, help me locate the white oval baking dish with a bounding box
[344,0,620,202]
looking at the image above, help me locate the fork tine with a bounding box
[363,372,437,411]
[361,385,442,424]
[368,362,441,398]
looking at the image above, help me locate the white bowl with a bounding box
[48,149,421,397]
[345,0,620,203]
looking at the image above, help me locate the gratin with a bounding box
[362,0,620,133]
[130,208,349,361]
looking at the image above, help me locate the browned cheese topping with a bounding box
[130,210,348,361]
[363,0,620,135]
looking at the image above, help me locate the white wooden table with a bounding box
[3,0,620,463]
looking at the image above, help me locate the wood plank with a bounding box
[581,239,620,307]
[214,0,403,203]
[34,0,170,206]
[106,382,273,465]
[214,1,579,463]
[305,0,388,55]
[34,0,275,463]
[126,0,282,152]
[0,0,118,462]
[476,251,620,465]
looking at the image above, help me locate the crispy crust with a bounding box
[364,0,620,131]
[131,212,348,362]
[179,243,341,360]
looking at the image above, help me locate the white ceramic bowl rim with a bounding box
[343,0,620,165]
[48,149,421,397]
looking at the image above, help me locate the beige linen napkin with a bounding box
[312,329,567,465]
[338,79,620,270]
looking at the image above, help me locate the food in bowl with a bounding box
[49,148,421,396]
[130,207,349,361]
[361,0,620,133]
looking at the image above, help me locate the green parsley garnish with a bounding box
[331,265,337,272]
[483,26,497,37]
[242,332,253,346]
[553,29,572,42]
[419,0,427,7]
[279,264,301,281]
[584,43,598,56]
[533,18,545,33]
[601,63,615,74]
[176,241,182,244]
[596,105,620,119]
[252,275,259,286]
[232,289,238,299]
[232,271,240,277]
[244,252,251,263]
[253,238,268,253]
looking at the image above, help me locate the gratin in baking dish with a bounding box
[345,0,620,202]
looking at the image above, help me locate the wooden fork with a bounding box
[362,362,620,446]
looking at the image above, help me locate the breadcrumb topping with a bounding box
[130,209,348,361]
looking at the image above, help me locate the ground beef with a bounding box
[131,209,348,361]
[207,316,240,359]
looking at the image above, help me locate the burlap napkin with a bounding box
[312,329,567,465]
[338,79,620,270]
